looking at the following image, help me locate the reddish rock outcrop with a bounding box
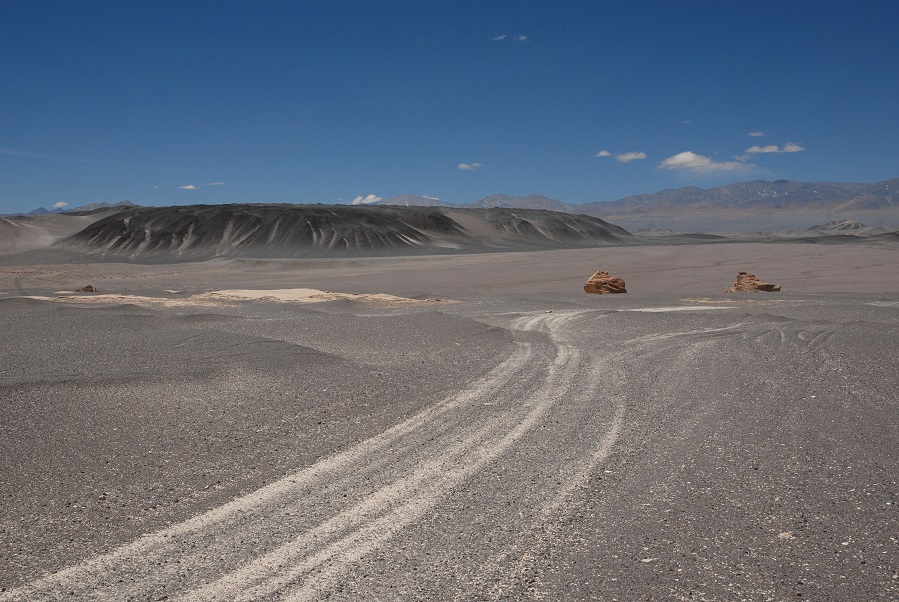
[726,272,781,293]
[584,271,627,294]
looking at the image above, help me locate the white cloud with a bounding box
[596,150,647,163]
[492,34,527,42]
[679,120,693,125]
[352,194,382,205]
[746,145,780,153]
[423,195,440,201]
[748,131,766,137]
[53,201,68,209]
[745,142,806,154]
[615,151,647,163]
[179,184,199,190]
[458,162,483,171]
[205,181,225,186]
[660,151,748,173]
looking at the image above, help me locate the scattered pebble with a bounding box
[778,531,794,540]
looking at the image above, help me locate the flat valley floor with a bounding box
[1,242,898,600]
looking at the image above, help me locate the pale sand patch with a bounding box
[20,288,452,308]
[682,297,805,305]
[202,288,447,304]
[620,305,736,313]
[26,294,224,308]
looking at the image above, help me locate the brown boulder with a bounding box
[75,285,97,292]
[726,272,781,293]
[584,271,627,294]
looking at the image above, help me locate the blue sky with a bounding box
[2,1,898,214]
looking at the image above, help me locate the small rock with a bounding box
[75,285,97,293]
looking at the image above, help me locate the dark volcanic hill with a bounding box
[59,204,634,261]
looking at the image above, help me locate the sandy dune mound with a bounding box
[583,271,627,294]
[58,204,634,260]
[726,271,782,292]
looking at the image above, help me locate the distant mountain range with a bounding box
[579,179,899,231]
[5,195,898,260]
[14,200,136,217]
[372,193,574,213]
[373,179,899,231]
[10,178,899,232]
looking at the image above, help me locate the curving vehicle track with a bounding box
[1,309,625,601]
[2,296,898,601]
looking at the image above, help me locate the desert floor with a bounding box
[1,242,898,600]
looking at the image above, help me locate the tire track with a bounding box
[399,308,752,601]
[181,343,579,601]
[181,311,587,601]
[474,310,767,600]
[0,311,595,602]
[281,309,629,601]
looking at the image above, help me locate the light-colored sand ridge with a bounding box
[17,288,452,307]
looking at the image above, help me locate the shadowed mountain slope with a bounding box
[58,204,634,261]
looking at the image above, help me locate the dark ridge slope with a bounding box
[59,204,634,261]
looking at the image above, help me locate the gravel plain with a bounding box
[1,241,898,600]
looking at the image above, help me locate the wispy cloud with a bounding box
[492,34,527,42]
[679,120,693,125]
[53,201,68,209]
[745,142,806,154]
[595,150,646,163]
[659,151,748,173]
[352,194,382,205]
[177,181,224,190]
[458,162,483,171]
[748,131,767,137]
[615,151,647,163]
